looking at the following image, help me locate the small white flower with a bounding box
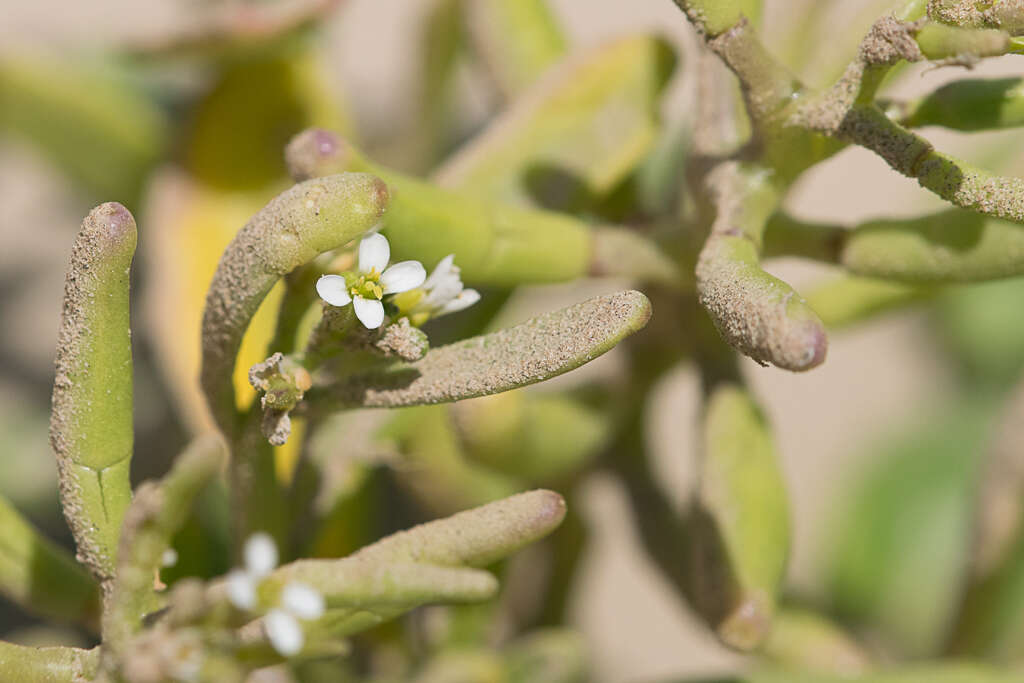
[226,532,280,610]
[263,582,326,657]
[223,534,327,658]
[316,233,426,329]
[401,254,480,324]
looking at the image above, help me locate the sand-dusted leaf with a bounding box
[315,290,651,410]
[697,164,826,372]
[50,203,137,586]
[232,490,565,642]
[200,173,388,431]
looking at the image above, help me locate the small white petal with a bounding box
[315,275,351,307]
[380,260,426,294]
[422,275,462,308]
[358,232,390,274]
[244,532,278,577]
[437,288,481,315]
[353,295,385,329]
[281,582,326,620]
[265,609,304,657]
[423,254,455,290]
[226,569,257,610]
[161,548,178,568]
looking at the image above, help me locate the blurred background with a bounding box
[3,0,1024,680]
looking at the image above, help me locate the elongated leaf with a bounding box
[463,0,566,99]
[234,490,566,641]
[0,55,167,204]
[434,35,675,208]
[316,290,650,409]
[50,203,137,585]
[686,383,790,651]
[0,641,99,682]
[0,496,98,628]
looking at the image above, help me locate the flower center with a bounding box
[346,269,384,300]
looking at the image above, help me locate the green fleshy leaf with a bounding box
[315,290,651,410]
[50,203,137,584]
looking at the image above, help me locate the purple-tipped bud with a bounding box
[285,128,350,181]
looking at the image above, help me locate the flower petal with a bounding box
[265,609,304,656]
[358,232,390,273]
[353,295,385,329]
[161,548,178,568]
[244,532,278,577]
[423,254,455,290]
[281,582,326,620]
[226,569,257,610]
[315,275,351,307]
[380,260,426,294]
[438,288,481,315]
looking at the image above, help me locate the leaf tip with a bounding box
[82,201,137,260]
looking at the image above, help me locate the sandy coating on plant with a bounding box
[697,236,827,372]
[373,317,428,361]
[929,0,1024,30]
[322,290,651,409]
[50,202,136,586]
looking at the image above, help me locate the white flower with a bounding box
[316,233,426,329]
[264,581,327,656]
[161,548,178,568]
[395,254,480,325]
[226,532,279,611]
[420,254,480,316]
[223,533,327,658]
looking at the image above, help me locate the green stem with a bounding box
[102,436,225,666]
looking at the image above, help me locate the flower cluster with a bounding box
[316,234,479,329]
[226,533,325,657]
